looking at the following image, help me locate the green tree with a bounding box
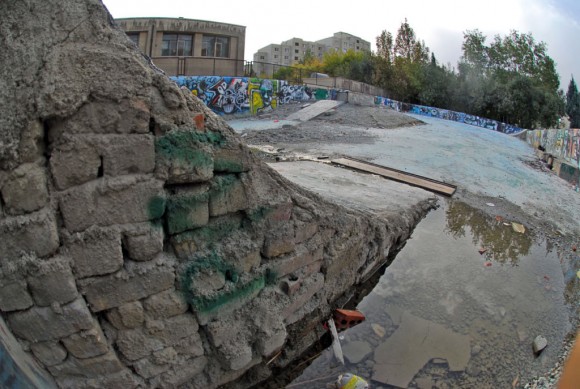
[566,76,580,127]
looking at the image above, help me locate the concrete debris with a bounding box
[533,335,548,355]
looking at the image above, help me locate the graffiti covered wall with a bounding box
[374,97,524,135]
[171,76,331,116]
[526,128,580,169]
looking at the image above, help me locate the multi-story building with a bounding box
[115,17,246,76]
[252,32,371,77]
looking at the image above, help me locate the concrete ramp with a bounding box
[285,100,344,122]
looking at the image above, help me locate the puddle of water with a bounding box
[289,200,572,388]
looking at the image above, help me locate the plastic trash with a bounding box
[334,373,370,389]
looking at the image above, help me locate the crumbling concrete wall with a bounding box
[0,1,435,388]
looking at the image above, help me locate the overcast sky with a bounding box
[102,0,579,89]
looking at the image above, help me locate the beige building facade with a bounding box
[115,17,246,76]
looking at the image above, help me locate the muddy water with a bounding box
[289,200,572,388]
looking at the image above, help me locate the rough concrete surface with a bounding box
[0,1,435,388]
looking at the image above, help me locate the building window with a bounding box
[294,56,298,60]
[260,55,265,60]
[284,47,289,52]
[356,46,360,50]
[295,42,299,46]
[201,35,229,57]
[161,33,193,56]
[295,49,299,53]
[274,47,279,51]
[318,46,321,50]
[274,55,278,59]
[357,39,360,43]
[284,56,289,59]
[126,32,140,46]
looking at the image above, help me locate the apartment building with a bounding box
[115,17,246,76]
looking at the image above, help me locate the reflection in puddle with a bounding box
[290,200,571,388]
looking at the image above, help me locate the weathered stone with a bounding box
[159,356,207,388]
[62,324,109,359]
[143,289,188,319]
[64,227,123,278]
[133,355,172,379]
[55,370,140,389]
[262,222,296,258]
[1,163,48,215]
[117,301,145,328]
[30,341,68,367]
[50,140,101,190]
[221,341,253,371]
[173,332,204,359]
[27,256,78,307]
[240,249,262,273]
[270,247,323,279]
[266,203,293,224]
[82,263,175,312]
[99,134,155,177]
[295,221,319,244]
[59,175,165,233]
[116,314,199,361]
[209,175,247,217]
[0,279,33,311]
[122,223,164,261]
[213,146,251,173]
[48,350,125,378]
[282,273,324,320]
[7,298,94,342]
[0,208,59,260]
[19,120,44,163]
[533,335,548,354]
[166,185,209,234]
[257,323,287,357]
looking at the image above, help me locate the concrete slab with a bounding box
[285,100,344,122]
[268,161,435,217]
[227,119,299,133]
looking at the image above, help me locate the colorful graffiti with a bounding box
[374,97,523,135]
[526,128,580,169]
[171,76,335,116]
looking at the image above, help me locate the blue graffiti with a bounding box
[375,97,523,135]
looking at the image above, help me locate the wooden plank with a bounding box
[332,158,456,196]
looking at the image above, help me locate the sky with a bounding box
[101,0,580,89]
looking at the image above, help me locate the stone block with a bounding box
[116,314,199,361]
[48,350,125,378]
[209,175,247,217]
[143,289,188,319]
[55,370,139,389]
[62,324,109,359]
[50,140,101,190]
[159,356,207,388]
[166,185,209,234]
[19,120,44,163]
[213,146,251,173]
[118,301,145,329]
[82,263,175,312]
[282,273,324,321]
[257,324,287,357]
[0,209,59,260]
[133,355,172,379]
[99,134,155,177]
[64,227,123,278]
[1,163,48,215]
[239,249,262,273]
[262,222,296,258]
[0,279,33,312]
[59,175,165,233]
[270,247,323,278]
[295,221,319,244]
[173,332,204,358]
[221,341,253,371]
[122,223,164,261]
[7,298,94,342]
[266,203,293,224]
[27,256,78,307]
[30,341,68,367]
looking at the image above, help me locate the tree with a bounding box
[566,76,580,127]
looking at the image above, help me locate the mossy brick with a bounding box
[27,257,79,307]
[50,140,101,190]
[116,314,199,361]
[64,228,123,278]
[209,175,247,217]
[0,209,59,260]
[58,176,165,233]
[30,341,68,367]
[213,147,251,173]
[47,351,125,378]
[166,189,209,234]
[1,163,48,215]
[100,134,155,177]
[82,265,175,312]
[0,279,33,312]
[7,298,94,342]
[123,223,164,262]
[155,130,223,184]
[61,324,109,359]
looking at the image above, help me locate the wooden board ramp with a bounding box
[331,157,457,196]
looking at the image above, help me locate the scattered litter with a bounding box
[503,222,510,226]
[486,202,495,207]
[533,335,548,355]
[333,309,366,332]
[577,270,580,279]
[334,373,369,389]
[317,156,329,160]
[328,318,344,365]
[572,245,577,252]
[512,375,519,388]
[273,120,279,123]
[543,275,550,281]
[484,261,493,267]
[511,222,526,234]
[478,248,488,255]
[371,323,386,338]
[495,215,504,222]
